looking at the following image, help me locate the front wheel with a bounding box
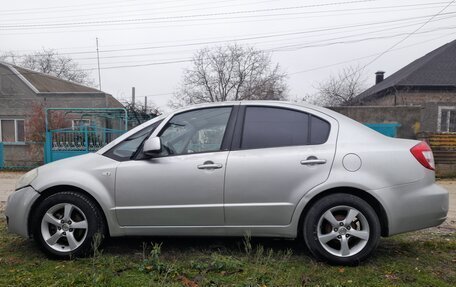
[303,193,381,265]
[33,191,106,258]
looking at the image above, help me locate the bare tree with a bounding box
[170,44,287,107]
[122,100,161,128]
[310,66,367,107]
[0,48,94,86]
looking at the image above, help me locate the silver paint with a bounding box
[5,101,449,242]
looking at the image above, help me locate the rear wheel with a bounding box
[303,193,381,265]
[33,191,106,258]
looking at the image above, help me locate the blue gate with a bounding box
[0,142,4,169]
[45,126,126,163]
[44,108,128,163]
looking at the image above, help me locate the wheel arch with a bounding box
[297,187,389,238]
[28,185,110,237]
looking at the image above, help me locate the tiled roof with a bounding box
[355,39,456,102]
[13,65,101,93]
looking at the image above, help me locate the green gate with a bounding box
[44,108,128,163]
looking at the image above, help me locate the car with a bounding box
[5,101,449,265]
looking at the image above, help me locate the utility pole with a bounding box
[144,96,148,112]
[96,37,102,90]
[132,87,136,109]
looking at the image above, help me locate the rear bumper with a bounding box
[4,186,40,238]
[373,180,449,236]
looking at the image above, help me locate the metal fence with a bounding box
[45,126,125,163]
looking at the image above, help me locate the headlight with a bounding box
[15,168,38,190]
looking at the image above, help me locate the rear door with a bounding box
[224,104,338,225]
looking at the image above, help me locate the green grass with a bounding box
[0,218,455,287]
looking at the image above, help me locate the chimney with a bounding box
[375,71,385,84]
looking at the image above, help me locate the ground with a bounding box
[0,172,455,286]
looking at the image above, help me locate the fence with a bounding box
[45,126,125,163]
[418,132,456,177]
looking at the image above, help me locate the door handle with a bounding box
[197,161,223,170]
[301,156,327,166]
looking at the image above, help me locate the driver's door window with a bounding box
[158,107,232,156]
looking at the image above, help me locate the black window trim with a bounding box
[231,105,331,151]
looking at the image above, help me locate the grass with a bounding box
[0,217,455,287]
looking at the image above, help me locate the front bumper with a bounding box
[5,186,40,238]
[373,181,449,236]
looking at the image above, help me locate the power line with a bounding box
[0,0,380,29]
[2,4,454,36]
[2,0,442,26]
[72,24,456,67]
[288,31,456,75]
[0,0,199,15]
[5,11,453,58]
[10,1,448,53]
[271,25,456,52]
[0,0,277,22]
[7,2,447,56]
[360,0,456,69]
[78,25,456,70]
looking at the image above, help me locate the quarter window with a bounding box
[310,115,331,145]
[158,107,232,156]
[104,121,161,161]
[241,107,330,149]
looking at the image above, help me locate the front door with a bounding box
[115,106,234,226]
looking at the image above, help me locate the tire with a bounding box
[303,193,381,265]
[32,191,106,258]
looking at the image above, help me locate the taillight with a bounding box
[410,142,435,171]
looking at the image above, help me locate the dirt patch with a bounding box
[438,180,456,225]
[0,171,25,214]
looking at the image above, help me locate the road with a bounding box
[0,172,455,227]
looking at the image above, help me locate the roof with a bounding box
[355,39,456,102]
[0,62,101,93]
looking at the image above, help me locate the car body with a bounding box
[5,101,449,264]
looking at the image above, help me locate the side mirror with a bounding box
[143,136,161,156]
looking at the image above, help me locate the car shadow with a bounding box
[101,235,310,257]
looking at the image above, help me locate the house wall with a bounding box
[364,90,456,106]
[358,90,456,133]
[330,106,423,139]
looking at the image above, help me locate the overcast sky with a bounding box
[1,0,456,111]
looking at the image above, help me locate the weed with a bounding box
[139,242,175,275]
[242,231,252,256]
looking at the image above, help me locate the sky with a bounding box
[1,0,456,112]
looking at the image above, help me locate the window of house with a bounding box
[439,107,456,133]
[72,119,91,129]
[0,119,25,143]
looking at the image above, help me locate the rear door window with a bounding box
[241,106,330,150]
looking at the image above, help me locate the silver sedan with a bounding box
[5,101,449,265]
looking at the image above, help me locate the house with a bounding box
[336,40,456,177]
[0,62,124,168]
[351,39,456,134]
